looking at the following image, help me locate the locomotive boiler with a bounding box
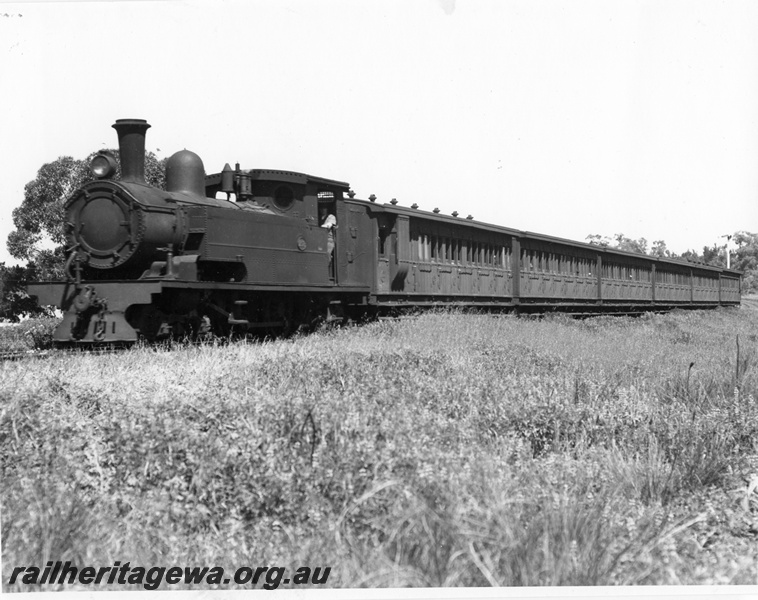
[28,119,742,345]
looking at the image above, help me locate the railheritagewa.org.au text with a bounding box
[9,561,331,590]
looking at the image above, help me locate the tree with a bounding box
[679,249,702,263]
[732,231,758,294]
[613,234,648,255]
[0,263,52,321]
[7,149,166,280]
[701,244,725,268]
[586,234,611,247]
[586,233,648,254]
[650,240,670,258]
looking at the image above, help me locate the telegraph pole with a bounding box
[721,234,732,269]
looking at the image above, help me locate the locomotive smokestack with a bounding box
[112,119,151,183]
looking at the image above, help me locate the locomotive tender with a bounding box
[28,119,742,344]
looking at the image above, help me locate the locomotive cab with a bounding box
[204,168,350,282]
[205,168,349,228]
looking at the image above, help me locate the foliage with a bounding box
[732,231,758,293]
[678,248,702,263]
[2,309,757,590]
[587,231,758,294]
[701,244,726,267]
[685,233,758,293]
[586,233,648,254]
[649,239,670,258]
[19,316,60,350]
[0,263,54,322]
[6,150,166,280]
[0,316,60,351]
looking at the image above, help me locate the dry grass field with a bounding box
[2,306,757,590]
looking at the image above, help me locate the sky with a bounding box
[0,0,757,266]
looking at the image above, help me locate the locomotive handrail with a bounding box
[64,243,82,285]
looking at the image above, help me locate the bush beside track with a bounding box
[2,307,757,589]
[0,317,60,353]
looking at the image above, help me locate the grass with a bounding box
[0,317,59,353]
[2,307,758,589]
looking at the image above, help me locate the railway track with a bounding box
[0,305,738,362]
[0,349,58,362]
[0,334,274,362]
[0,346,130,362]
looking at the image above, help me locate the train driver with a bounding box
[320,206,337,257]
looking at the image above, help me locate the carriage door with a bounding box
[376,215,393,293]
[389,215,409,291]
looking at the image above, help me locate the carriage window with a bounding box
[379,228,389,256]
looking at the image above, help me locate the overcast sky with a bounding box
[1,0,756,266]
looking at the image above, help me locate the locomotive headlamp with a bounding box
[90,152,118,179]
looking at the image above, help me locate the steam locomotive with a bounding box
[28,119,742,344]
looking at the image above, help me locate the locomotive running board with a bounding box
[28,280,164,311]
[158,280,371,293]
